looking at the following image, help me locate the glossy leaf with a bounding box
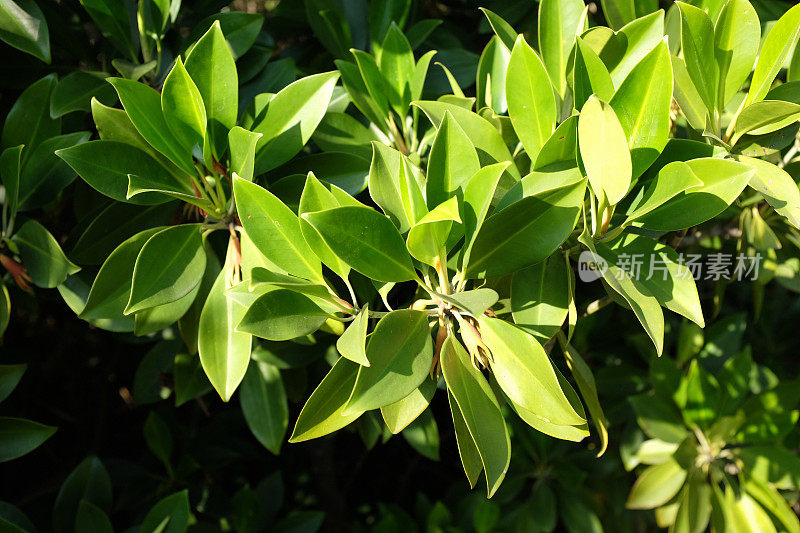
[368,142,426,233]
[381,377,437,434]
[466,179,585,278]
[345,310,432,413]
[50,71,116,117]
[740,155,800,229]
[572,36,615,109]
[107,78,194,175]
[505,35,556,162]
[198,240,252,401]
[289,357,362,442]
[479,317,585,426]
[538,0,585,96]
[161,57,206,154]
[677,2,717,113]
[609,39,672,179]
[476,36,511,113]
[2,74,59,158]
[237,289,329,341]
[406,197,461,267]
[337,305,370,366]
[126,224,205,314]
[13,220,79,289]
[625,161,703,222]
[0,0,50,62]
[234,177,324,284]
[240,360,288,455]
[460,162,510,270]
[511,255,570,342]
[185,20,237,158]
[441,336,510,497]
[426,111,480,209]
[0,417,56,462]
[298,172,351,280]
[52,456,111,533]
[579,96,631,207]
[745,3,800,106]
[140,490,190,533]
[714,0,759,108]
[301,206,417,282]
[251,71,340,174]
[626,459,687,509]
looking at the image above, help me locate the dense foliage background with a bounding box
[1,0,800,531]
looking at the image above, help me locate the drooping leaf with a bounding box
[198,239,252,401]
[337,305,370,366]
[381,377,437,434]
[441,336,510,497]
[237,289,329,341]
[240,360,288,455]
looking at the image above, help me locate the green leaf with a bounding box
[198,240,252,401]
[743,477,799,533]
[0,364,25,404]
[636,158,753,231]
[13,220,79,289]
[345,309,433,413]
[298,172,351,280]
[140,490,190,533]
[625,161,704,222]
[368,0,410,51]
[227,127,261,181]
[479,8,517,51]
[301,206,417,282]
[339,55,389,127]
[0,144,22,222]
[402,409,440,461]
[441,336,510,497]
[677,2,718,114]
[561,342,609,455]
[412,100,520,181]
[125,224,205,314]
[738,446,800,490]
[289,357,362,442]
[605,234,704,327]
[16,131,91,211]
[0,417,56,462]
[381,377,437,434]
[368,142,426,233]
[426,111,480,209]
[161,57,207,154]
[448,390,483,488]
[511,255,570,342]
[75,500,112,533]
[107,78,194,175]
[476,36,511,113]
[185,20,237,158]
[572,36,615,109]
[629,393,688,443]
[538,0,585,96]
[379,23,414,115]
[479,317,585,426]
[672,55,709,132]
[438,288,498,317]
[600,0,658,30]
[714,0,760,108]
[460,162,510,270]
[2,74,59,159]
[311,112,380,159]
[52,456,111,533]
[739,155,800,229]
[240,360,288,455]
[609,39,672,179]
[671,474,711,533]
[237,289,329,341]
[728,490,778,533]
[252,71,340,174]
[626,459,688,510]
[0,0,50,62]
[466,179,585,278]
[50,71,116,118]
[143,412,172,467]
[133,282,200,336]
[337,305,370,366]
[731,100,800,145]
[406,197,461,267]
[234,177,324,284]
[505,34,556,162]
[578,95,631,207]
[190,12,263,59]
[582,235,665,354]
[80,228,161,320]
[745,3,800,106]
